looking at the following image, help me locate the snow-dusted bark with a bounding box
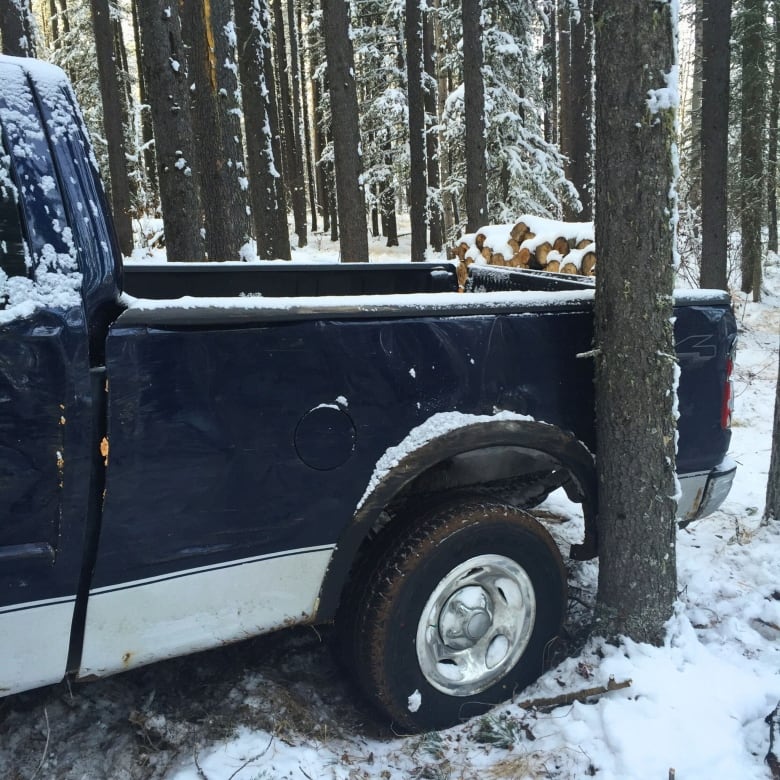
[592,0,679,645]
[407,0,428,261]
[321,0,369,262]
[181,1,251,261]
[135,0,205,261]
[0,0,37,57]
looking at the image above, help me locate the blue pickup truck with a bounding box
[0,57,736,731]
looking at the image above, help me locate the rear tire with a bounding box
[341,500,566,731]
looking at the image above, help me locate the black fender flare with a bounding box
[315,418,598,622]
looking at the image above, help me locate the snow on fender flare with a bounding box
[314,411,598,622]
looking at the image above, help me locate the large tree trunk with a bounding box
[740,0,766,300]
[321,0,368,261]
[462,0,488,232]
[700,0,732,290]
[90,0,134,256]
[0,0,36,56]
[181,0,251,261]
[135,0,204,261]
[687,0,705,212]
[406,0,427,262]
[592,0,679,645]
[235,0,291,261]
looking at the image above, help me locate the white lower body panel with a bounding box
[78,545,335,679]
[0,597,75,695]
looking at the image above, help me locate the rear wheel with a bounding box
[341,500,566,731]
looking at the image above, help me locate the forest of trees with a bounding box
[0,1,770,293]
[0,1,777,292]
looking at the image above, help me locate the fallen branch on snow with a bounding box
[516,676,631,712]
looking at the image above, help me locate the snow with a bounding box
[407,690,422,713]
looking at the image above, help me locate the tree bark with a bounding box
[234,0,292,260]
[592,0,679,645]
[462,0,488,232]
[740,0,766,299]
[542,1,558,146]
[274,0,307,247]
[135,0,205,261]
[687,0,704,212]
[0,0,36,57]
[423,9,442,252]
[766,340,780,522]
[90,0,134,256]
[321,0,368,261]
[567,0,593,220]
[181,0,251,261]
[768,2,780,254]
[407,0,427,262]
[700,0,732,290]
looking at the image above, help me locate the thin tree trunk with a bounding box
[284,0,308,247]
[300,0,318,233]
[423,8,442,252]
[768,2,780,253]
[135,0,205,260]
[321,0,368,261]
[434,0,454,245]
[766,341,780,522]
[558,1,573,204]
[740,0,766,299]
[407,0,427,262]
[131,0,158,204]
[568,0,593,220]
[688,0,704,212]
[543,1,558,146]
[89,0,133,255]
[462,0,488,232]
[592,0,679,645]
[700,0,732,290]
[235,0,291,260]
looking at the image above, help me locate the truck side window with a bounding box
[0,142,27,279]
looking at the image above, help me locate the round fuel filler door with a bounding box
[294,404,356,470]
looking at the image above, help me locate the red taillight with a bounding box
[721,355,735,429]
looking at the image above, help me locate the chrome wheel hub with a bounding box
[416,554,536,697]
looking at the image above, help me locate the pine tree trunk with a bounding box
[462,0,488,232]
[0,0,36,56]
[321,0,368,261]
[766,344,780,522]
[90,0,134,256]
[282,0,308,247]
[740,0,766,299]
[434,0,454,244]
[687,0,704,212]
[299,0,318,233]
[592,0,679,645]
[768,2,780,254]
[558,1,573,205]
[700,0,732,290]
[543,1,558,146]
[423,10,442,252]
[234,0,291,261]
[135,0,205,261]
[182,0,251,261]
[131,0,158,205]
[568,0,593,220]
[407,0,427,262]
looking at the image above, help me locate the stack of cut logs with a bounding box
[452,216,596,290]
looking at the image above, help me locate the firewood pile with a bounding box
[452,215,596,290]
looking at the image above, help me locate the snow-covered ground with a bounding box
[1,239,778,780]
